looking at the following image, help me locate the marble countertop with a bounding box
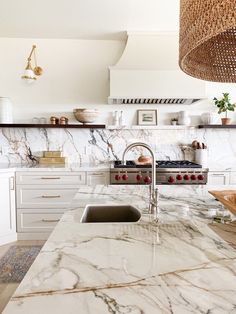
[3,186,236,314]
[0,162,110,172]
[0,162,235,173]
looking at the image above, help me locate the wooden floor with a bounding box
[0,240,45,313]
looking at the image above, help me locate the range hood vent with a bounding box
[109,32,206,105]
[109,98,200,105]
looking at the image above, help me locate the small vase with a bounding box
[221,118,231,125]
[0,97,13,123]
[178,111,191,126]
[201,112,219,124]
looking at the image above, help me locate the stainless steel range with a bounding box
[110,160,208,185]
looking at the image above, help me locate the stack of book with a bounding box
[39,151,67,164]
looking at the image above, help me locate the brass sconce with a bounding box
[21,45,43,83]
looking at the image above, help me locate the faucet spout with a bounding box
[122,142,159,221]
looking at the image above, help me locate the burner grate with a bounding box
[114,160,202,168]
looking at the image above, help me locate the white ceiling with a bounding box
[0,0,179,40]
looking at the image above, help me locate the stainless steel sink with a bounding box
[80,204,141,223]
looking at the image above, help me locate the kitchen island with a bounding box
[3,185,236,314]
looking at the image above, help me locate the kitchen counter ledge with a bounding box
[0,162,110,172]
[3,186,236,314]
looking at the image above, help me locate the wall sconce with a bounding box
[21,45,43,83]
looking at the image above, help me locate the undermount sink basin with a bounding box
[80,204,141,223]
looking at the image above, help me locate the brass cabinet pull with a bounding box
[90,173,103,176]
[41,195,61,198]
[42,219,60,223]
[41,177,61,180]
[211,174,225,176]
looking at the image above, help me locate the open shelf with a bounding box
[0,123,106,129]
[198,124,236,129]
[106,125,196,130]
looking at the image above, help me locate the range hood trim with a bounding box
[108,32,206,105]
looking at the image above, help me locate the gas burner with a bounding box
[114,160,202,168]
[157,160,202,168]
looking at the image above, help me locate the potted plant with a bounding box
[213,93,236,125]
[171,117,178,125]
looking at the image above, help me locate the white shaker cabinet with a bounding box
[0,172,17,245]
[208,172,230,185]
[16,172,84,240]
[229,172,236,185]
[87,171,109,186]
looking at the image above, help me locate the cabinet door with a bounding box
[229,172,236,185]
[208,172,230,185]
[87,172,110,186]
[0,173,16,245]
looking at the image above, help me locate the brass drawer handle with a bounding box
[41,195,61,198]
[41,177,61,180]
[90,173,103,176]
[211,174,225,176]
[42,219,60,223]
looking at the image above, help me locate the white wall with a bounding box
[0,37,236,126]
[0,38,125,122]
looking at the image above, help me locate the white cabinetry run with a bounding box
[16,171,85,240]
[0,172,17,245]
[16,170,109,240]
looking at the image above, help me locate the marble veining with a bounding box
[3,185,236,314]
[1,127,236,170]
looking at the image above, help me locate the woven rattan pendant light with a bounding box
[179,0,236,82]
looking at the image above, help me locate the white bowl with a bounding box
[73,109,99,124]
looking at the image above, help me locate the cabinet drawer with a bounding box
[17,186,78,209]
[229,172,236,185]
[208,172,230,185]
[87,171,110,185]
[17,212,62,232]
[16,172,86,185]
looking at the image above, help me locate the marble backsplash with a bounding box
[0,127,235,170]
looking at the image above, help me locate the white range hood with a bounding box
[108,32,206,105]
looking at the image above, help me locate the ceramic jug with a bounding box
[178,111,191,125]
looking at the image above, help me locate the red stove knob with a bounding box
[198,174,204,181]
[176,174,183,181]
[191,174,197,181]
[136,174,142,182]
[168,176,175,183]
[144,176,152,184]
[115,174,121,181]
[184,174,190,181]
[122,174,128,181]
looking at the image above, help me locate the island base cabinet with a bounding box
[0,172,17,245]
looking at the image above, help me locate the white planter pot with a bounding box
[0,97,13,123]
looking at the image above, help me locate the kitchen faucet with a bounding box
[122,142,159,221]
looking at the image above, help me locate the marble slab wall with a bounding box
[0,127,235,170]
